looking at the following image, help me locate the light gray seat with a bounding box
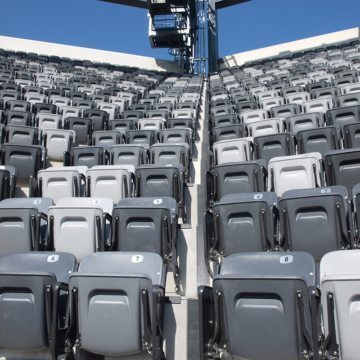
[33,166,87,202]
[247,118,282,137]
[320,250,360,360]
[268,152,322,196]
[241,109,268,124]
[86,165,134,203]
[213,138,252,165]
[36,113,62,130]
[302,97,333,114]
[109,143,149,167]
[43,128,76,162]
[66,252,166,358]
[199,252,319,360]
[47,197,113,261]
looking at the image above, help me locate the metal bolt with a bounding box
[217,290,222,296]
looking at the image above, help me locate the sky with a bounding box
[0,0,359,60]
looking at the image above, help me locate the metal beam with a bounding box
[100,0,250,10]
[215,0,250,9]
[100,0,148,9]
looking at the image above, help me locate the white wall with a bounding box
[221,27,360,69]
[0,35,181,73]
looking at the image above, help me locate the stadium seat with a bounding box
[199,252,319,360]
[64,146,108,168]
[47,197,113,261]
[0,252,76,359]
[66,252,166,359]
[279,186,351,260]
[268,153,322,196]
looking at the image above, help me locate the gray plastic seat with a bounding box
[0,144,45,183]
[0,252,76,359]
[199,252,318,360]
[66,252,166,358]
[325,148,360,191]
[5,124,41,145]
[268,153,322,196]
[92,130,123,148]
[343,122,360,148]
[109,143,148,167]
[213,138,251,165]
[64,146,108,168]
[36,113,62,130]
[320,250,360,360]
[212,124,244,142]
[279,186,351,261]
[43,129,76,162]
[285,112,323,134]
[150,142,191,180]
[64,117,92,146]
[0,197,53,254]
[33,166,87,203]
[296,126,340,157]
[208,160,267,204]
[126,129,157,146]
[326,105,360,127]
[254,133,294,163]
[207,193,278,261]
[47,197,113,261]
[112,197,179,286]
[86,165,133,203]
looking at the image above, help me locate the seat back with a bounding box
[279,186,350,260]
[213,138,251,165]
[109,144,148,167]
[268,153,322,196]
[67,146,108,168]
[212,252,316,360]
[43,129,75,162]
[69,252,165,356]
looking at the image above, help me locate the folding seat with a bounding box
[0,90,21,104]
[233,94,255,104]
[305,80,331,92]
[24,93,47,106]
[96,101,118,119]
[0,165,16,200]
[50,96,71,108]
[247,118,282,137]
[284,91,310,104]
[64,146,108,168]
[235,100,258,114]
[160,127,192,146]
[138,118,166,133]
[5,110,33,126]
[65,252,166,359]
[343,122,360,148]
[206,192,277,262]
[63,116,92,145]
[109,144,148,167]
[47,197,113,261]
[212,123,244,143]
[260,97,284,111]
[268,153,322,196]
[270,103,302,118]
[6,99,31,112]
[320,250,360,360]
[135,164,186,221]
[43,129,76,162]
[256,90,279,101]
[60,106,82,123]
[325,148,360,191]
[121,109,144,120]
[112,196,178,275]
[86,165,133,203]
[213,138,251,165]
[0,197,53,254]
[310,86,338,99]
[126,129,157,146]
[0,143,45,184]
[5,124,41,145]
[150,142,190,180]
[339,82,360,95]
[279,186,351,260]
[285,112,323,133]
[91,130,123,148]
[109,118,136,134]
[82,108,107,131]
[254,133,294,162]
[147,109,169,120]
[336,92,360,107]
[33,103,57,115]
[240,109,268,124]
[282,85,307,96]
[303,97,333,114]
[0,251,76,360]
[199,251,319,360]
[326,105,360,127]
[210,105,234,119]
[32,166,87,202]
[296,126,340,157]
